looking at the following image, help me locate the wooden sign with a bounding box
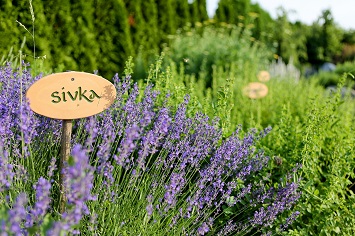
[243,82,268,99]
[26,72,116,119]
[257,70,270,82]
[26,71,117,213]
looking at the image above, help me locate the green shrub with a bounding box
[163,23,272,88]
[311,61,355,88]
[313,71,340,87]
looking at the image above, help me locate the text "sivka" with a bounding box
[51,86,101,103]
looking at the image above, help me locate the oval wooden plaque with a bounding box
[243,82,268,99]
[257,70,270,82]
[26,72,116,119]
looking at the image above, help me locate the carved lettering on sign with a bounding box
[51,87,101,103]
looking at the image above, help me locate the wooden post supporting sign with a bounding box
[59,119,72,213]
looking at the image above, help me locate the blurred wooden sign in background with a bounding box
[243,82,268,99]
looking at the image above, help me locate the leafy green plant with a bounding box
[310,61,355,88]
[164,23,272,88]
[147,52,355,234]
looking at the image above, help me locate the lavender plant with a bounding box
[0,63,300,235]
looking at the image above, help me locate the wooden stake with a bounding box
[59,119,73,213]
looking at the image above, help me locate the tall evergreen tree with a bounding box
[319,9,343,62]
[306,9,343,65]
[94,0,134,78]
[141,0,159,52]
[176,0,191,28]
[272,8,307,66]
[32,0,52,60]
[8,0,53,70]
[249,3,274,42]
[234,0,250,25]
[43,0,78,71]
[197,0,209,21]
[306,23,324,65]
[190,0,200,23]
[274,7,299,64]
[125,0,146,54]
[70,0,99,72]
[215,0,251,25]
[156,0,177,36]
[292,21,308,64]
[0,0,26,61]
[214,0,227,23]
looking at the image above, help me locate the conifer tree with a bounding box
[234,0,250,25]
[156,0,177,37]
[190,0,200,23]
[0,0,24,60]
[69,0,99,73]
[292,21,308,64]
[215,0,251,26]
[94,0,134,78]
[274,7,298,64]
[141,0,159,52]
[197,0,209,22]
[319,9,343,62]
[8,0,52,70]
[214,0,231,23]
[31,0,52,63]
[125,0,146,54]
[42,0,78,71]
[249,3,274,42]
[306,9,342,65]
[176,0,191,28]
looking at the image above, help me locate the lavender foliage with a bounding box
[25,177,51,228]
[48,144,96,235]
[0,63,301,235]
[77,72,301,235]
[0,142,14,191]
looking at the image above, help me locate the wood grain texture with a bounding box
[59,119,73,213]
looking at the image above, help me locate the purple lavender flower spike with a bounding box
[25,177,52,228]
[47,157,57,180]
[116,124,140,168]
[164,172,186,208]
[197,222,210,235]
[0,145,14,191]
[8,193,28,236]
[280,211,300,231]
[49,144,96,235]
[32,177,51,220]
